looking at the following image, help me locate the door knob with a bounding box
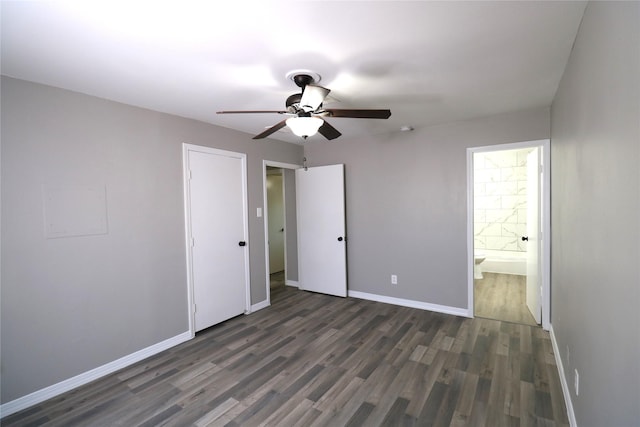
[238,241,246,247]
[337,236,343,242]
[521,236,529,241]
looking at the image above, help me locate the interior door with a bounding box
[525,148,541,324]
[267,172,285,273]
[186,146,248,332]
[296,164,347,297]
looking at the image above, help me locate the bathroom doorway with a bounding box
[467,140,550,329]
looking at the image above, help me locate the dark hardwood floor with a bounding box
[3,283,568,426]
[269,271,285,290]
[475,273,538,326]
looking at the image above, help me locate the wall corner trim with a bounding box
[0,331,192,419]
[549,325,578,427]
[348,290,469,318]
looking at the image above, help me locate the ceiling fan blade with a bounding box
[324,109,391,119]
[318,120,342,140]
[253,119,288,139]
[217,110,287,114]
[300,85,330,112]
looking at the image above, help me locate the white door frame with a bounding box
[183,143,251,337]
[262,160,302,307]
[466,139,551,330]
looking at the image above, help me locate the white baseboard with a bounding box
[549,325,577,427]
[285,280,299,288]
[250,300,270,313]
[0,331,192,419]
[347,290,470,318]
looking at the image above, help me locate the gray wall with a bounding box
[303,107,549,308]
[550,2,640,426]
[0,77,303,403]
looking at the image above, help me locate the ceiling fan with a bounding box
[217,72,391,140]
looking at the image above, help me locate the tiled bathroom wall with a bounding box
[474,148,532,252]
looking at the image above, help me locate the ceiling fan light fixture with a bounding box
[286,116,323,138]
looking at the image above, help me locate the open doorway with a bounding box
[467,140,550,329]
[266,167,286,291]
[263,161,301,305]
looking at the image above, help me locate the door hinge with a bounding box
[193,303,197,313]
[188,170,193,180]
[190,237,195,247]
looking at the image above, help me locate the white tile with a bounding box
[475,168,501,183]
[475,195,502,209]
[517,148,534,166]
[486,236,519,251]
[518,208,527,224]
[474,209,486,222]
[485,182,500,195]
[517,181,528,194]
[502,196,526,210]
[505,209,519,223]
[484,209,503,223]
[500,167,514,182]
[477,222,502,237]
[501,223,519,238]
[485,209,516,223]
[485,151,518,168]
[499,181,518,196]
[517,239,528,251]
[514,166,527,181]
[482,154,500,169]
[474,182,486,196]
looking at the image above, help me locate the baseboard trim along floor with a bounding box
[0,331,192,418]
[348,290,470,318]
[549,325,577,427]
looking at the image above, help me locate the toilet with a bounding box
[474,250,486,279]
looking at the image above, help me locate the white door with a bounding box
[267,173,285,273]
[525,148,541,324]
[296,164,347,297]
[185,145,249,332]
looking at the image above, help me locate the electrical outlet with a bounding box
[391,274,398,285]
[574,369,579,396]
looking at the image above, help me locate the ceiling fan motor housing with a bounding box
[292,73,315,88]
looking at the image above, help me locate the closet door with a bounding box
[184,144,249,332]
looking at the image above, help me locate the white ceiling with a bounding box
[1,1,586,144]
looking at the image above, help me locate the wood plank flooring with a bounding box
[474,273,538,326]
[3,283,568,426]
[269,271,285,290]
